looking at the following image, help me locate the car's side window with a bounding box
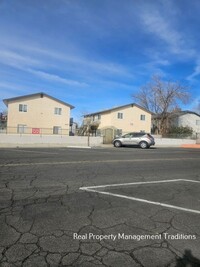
[124,134,132,138]
[131,133,137,137]
[138,133,144,137]
[134,133,143,137]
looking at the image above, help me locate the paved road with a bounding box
[0,147,200,267]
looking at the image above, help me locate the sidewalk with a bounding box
[181,144,200,149]
[96,143,200,149]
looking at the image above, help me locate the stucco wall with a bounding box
[91,105,151,133]
[109,105,151,133]
[0,134,197,147]
[7,95,71,132]
[99,112,112,128]
[177,114,200,134]
[0,134,103,147]
[154,137,196,146]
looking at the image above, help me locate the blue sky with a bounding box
[0,0,200,122]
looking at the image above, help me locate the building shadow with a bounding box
[175,249,200,267]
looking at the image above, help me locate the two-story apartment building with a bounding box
[83,103,152,142]
[3,92,74,135]
[170,111,200,136]
[152,110,200,137]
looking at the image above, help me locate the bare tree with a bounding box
[132,75,191,134]
[197,101,200,114]
[194,100,200,115]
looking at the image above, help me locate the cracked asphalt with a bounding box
[0,146,200,267]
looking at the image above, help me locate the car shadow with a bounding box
[120,145,157,149]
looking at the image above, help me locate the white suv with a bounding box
[113,132,155,149]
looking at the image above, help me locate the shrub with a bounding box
[168,126,193,137]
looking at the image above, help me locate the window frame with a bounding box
[54,107,62,115]
[19,104,27,112]
[53,126,62,134]
[17,124,27,134]
[117,112,123,119]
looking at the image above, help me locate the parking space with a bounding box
[0,147,200,266]
[81,179,200,214]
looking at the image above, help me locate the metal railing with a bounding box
[0,127,70,136]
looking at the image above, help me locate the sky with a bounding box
[0,0,200,123]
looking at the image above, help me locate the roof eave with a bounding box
[84,103,152,117]
[3,92,75,109]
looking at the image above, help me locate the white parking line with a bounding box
[80,179,200,215]
[80,179,184,190]
[1,157,199,167]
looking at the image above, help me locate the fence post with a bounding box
[87,133,90,147]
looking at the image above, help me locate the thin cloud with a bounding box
[138,5,195,59]
[187,63,200,82]
[0,42,131,79]
[0,49,41,68]
[27,69,88,87]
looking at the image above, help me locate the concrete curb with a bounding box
[181,144,200,149]
[66,146,91,149]
[0,144,92,149]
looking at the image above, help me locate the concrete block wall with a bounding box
[0,134,197,148]
[0,134,103,148]
[154,137,196,146]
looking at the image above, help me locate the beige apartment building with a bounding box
[3,92,74,135]
[83,103,152,141]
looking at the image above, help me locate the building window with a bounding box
[53,126,62,134]
[54,107,62,115]
[92,114,101,121]
[19,104,27,112]
[117,112,123,119]
[140,114,145,121]
[17,124,27,134]
[196,120,200,125]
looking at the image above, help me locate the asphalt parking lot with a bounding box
[0,146,200,267]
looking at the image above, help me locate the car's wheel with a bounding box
[114,140,122,147]
[139,141,149,149]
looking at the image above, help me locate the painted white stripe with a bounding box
[1,158,199,167]
[180,179,200,184]
[80,179,200,215]
[80,179,184,190]
[82,188,200,215]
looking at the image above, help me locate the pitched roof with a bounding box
[84,103,152,117]
[3,92,75,109]
[152,110,200,119]
[174,110,200,117]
